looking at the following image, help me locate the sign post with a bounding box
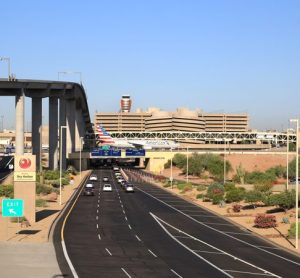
[14,155,36,223]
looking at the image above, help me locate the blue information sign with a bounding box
[91,149,121,157]
[2,199,24,217]
[126,149,146,157]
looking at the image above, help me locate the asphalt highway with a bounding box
[59,169,300,278]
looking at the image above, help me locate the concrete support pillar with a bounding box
[49,97,59,169]
[59,98,67,170]
[75,109,82,152]
[15,90,25,155]
[31,97,42,170]
[66,99,76,155]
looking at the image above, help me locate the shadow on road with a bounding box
[36,209,59,222]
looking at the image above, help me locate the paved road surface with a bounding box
[59,169,300,278]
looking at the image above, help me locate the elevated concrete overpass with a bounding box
[0,79,93,170]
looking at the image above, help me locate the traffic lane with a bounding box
[133,182,300,277]
[99,178,176,278]
[118,185,229,277]
[65,169,175,278]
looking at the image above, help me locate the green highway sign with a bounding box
[2,199,24,217]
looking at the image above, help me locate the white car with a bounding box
[90,174,98,181]
[117,177,124,183]
[125,184,134,192]
[85,183,95,189]
[113,167,119,171]
[103,177,109,182]
[103,184,112,192]
[115,172,122,177]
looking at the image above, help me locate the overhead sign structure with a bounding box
[14,155,36,182]
[126,149,146,157]
[91,149,121,157]
[2,199,24,217]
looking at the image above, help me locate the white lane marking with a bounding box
[97,209,99,214]
[150,212,279,278]
[121,268,131,278]
[174,236,192,239]
[96,216,99,220]
[137,187,300,268]
[224,270,274,276]
[98,234,101,240]
[123,209,126,214]
[128,224,132,230]
[200,222,235,226]
[148,249,157,258]
[97,204,100,208]
[224,232,252,236]
[61,240,79,278]
[256,246,281,250]
[125,216,128,221]
[135,235,141,242]
[96,224,99,229]
[189,214,219,218]
[193,250,225,255]
[105,248,112,256]
[170,269,183,278]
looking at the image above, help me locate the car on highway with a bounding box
[83,187,95,196]
[113,166,119,171]
[117,177,125,183]
[103,184,112,192]
[103,177,109,182]
[89,174,98,181]
[85,183,95,189]
[115,172,122,177]
[124,184,134,193]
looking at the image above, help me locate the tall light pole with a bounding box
[0,115,4,132]
[58,71,82,84]
[59,125,67,206]
[186,146,189,184]
[290,119,299,249]
[170,147,173,189]
[286,128,294,190]
[0,57,11,80]
[80,136,83,180]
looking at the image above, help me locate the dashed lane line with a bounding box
[128,224,132,230]
[98,234,101,240]
[170,269,183,278]
[121,268,131,278]
[105,248,112,256]
[148,249,157,258]
[135,235,141,242]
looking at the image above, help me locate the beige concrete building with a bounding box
[94,107,249,133]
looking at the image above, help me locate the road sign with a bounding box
[125,149,146,157]
[2,199,24,217]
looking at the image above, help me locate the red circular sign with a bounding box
[19,158,31,169]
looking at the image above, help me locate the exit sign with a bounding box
[2,199,24,217]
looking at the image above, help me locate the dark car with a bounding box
[83,187,95,196]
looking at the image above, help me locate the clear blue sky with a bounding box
[0,0,299,131]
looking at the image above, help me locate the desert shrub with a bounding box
[267,190,295,212]
[180,184,193,193]
[66,165,78,175]
[232,204,242,212]
[245,171,276,186]
[36,199,48,207]
[288,158,300,179]
[44,170,60,180]
[0,184,13,198]
[282,217,290,224]
[36,184,53,195]
[225,188,245,203]
[254,214,277,228]
[206,183,225,200]
[196,193,204,199]
[266,165,286,178]
[212,195,224,205]
[219,200,226,208]
[224,182,235,192]
[163,183,171,188]
[10,216,25,223]
[235,163,246,184]
[288,222,300,238]
[244,190,264,208]
[253,183,273,194]
[173,153,187,169]
[196,184,207,191]
[164,160,171,169]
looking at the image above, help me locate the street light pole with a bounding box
[80,137,83,180]
[287,129,290,190]
[290,119,299,249]
[186,146,189,184]
[224,139,226,184]
[0,115,4,132]
[59,125,67,206]
[0,57,11,80]
[171,148,173,189]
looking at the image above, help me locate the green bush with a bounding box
[36,184,53,195]
[245,171,276,186]
[225,188,245,203]
[253,183,273,194]
[173,153,187,169]
[36,199,48,207]
[196,193,204,199]
[224,182,236,192]
[0,185,14,198]
[266,165,286,178]
[212,195,224,205]
[288,222,300,238]
[196,184,207,192]
[66,165,78,175]
[180,184,193,193]
[10,216,25,223]
[164,159,171,169]
[207,183,225,200]
[267,190,295,212]
[163,183,171,188]
[44,170,60,180]
[244,190,264,208]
